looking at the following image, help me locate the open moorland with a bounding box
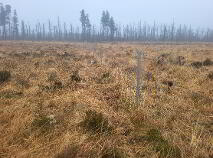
[0,41,213,158]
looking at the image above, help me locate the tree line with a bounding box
[0,3,213,42]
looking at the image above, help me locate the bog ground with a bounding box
[0,41,213,158]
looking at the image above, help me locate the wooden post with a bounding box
[136,50,144,106]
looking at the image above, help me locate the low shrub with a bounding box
[0,71,11,83]
[54,145,79,158]
[0,90,23,99]
[101,84,121,108]
[55,144,96,158]
[124,66,136,74]
[143,129,181,158]
[203,58,213,66]
[102,147,126,158]
[207,71,213,80]
[16,78,30,88]
[162,80,174,87]
[191,92,213,107]
[97,72,111,84]
[130,129,181,158]
[40,80,63,92]
[191,61,203,68]
[48,71,58,82]
[175,56,185,65]
[80,110,112,134]
[70,71,81,82]
[31,115,56,133]
[191,58,213,68]
[53,81,63,89]
[130,111,146,128]
[155,53,170,65]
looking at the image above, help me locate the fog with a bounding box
[2,0,213,28]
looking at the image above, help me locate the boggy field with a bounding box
[0,41,213,158]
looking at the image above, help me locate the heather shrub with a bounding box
[80,110,112,134]
[0,71,11,83]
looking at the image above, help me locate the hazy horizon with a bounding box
[2,0,213,28]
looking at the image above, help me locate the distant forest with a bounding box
[0,3,213,42]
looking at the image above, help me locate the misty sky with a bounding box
[2,0,213,28]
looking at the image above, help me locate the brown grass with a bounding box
[0,41,213,158]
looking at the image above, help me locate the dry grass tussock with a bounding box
[0,41,213,158]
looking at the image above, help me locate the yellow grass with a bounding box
[0,41,213,158]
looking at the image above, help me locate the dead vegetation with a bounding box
[0,41,213,158]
